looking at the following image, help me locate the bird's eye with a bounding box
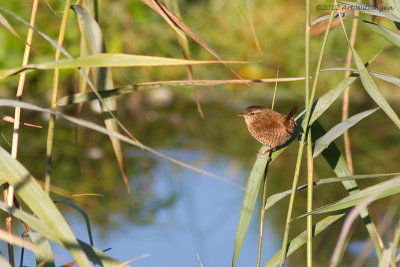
[250,112,255,115]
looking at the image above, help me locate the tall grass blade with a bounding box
[0,202,123,266]
[0,147,91,266]
[232,147,269,267]
[312,121,383,258]
[71,5,134,205]
[0,54,243,80]
[313,108,379,157]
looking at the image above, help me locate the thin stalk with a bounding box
[257,166,269,267]
[271,67,279,111]
[304,0,313,266]
[342,0,361,175]
[306,133,313,267]
[45,0,71,194]
[305,0,310,109]
[279,7,335,266]
[6,1,39,265]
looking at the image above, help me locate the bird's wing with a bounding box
[254,119,287,136]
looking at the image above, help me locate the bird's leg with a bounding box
[257,147,274,158]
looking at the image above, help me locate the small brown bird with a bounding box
[239,105,298,157]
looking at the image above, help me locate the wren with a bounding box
[239,105,298,157]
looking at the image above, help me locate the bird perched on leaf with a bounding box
[239,105,298,158]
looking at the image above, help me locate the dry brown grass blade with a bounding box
[244,1,262,56]
[0,114,42,128]
[140,0,244,80]
[165,0,204,118]
[186,65,204,118]
[0,12,39,55]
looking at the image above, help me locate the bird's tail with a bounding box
[286,105,299,121]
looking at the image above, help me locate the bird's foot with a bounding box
[257,148,272,161]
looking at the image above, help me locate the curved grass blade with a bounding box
[26,232,55,267]
[322,68,400,87]
[0,147,91,266]
[71,5,134,205]
[363,20,400,47]
[0,99,242,190]
[0,202,123,266]
[265,172,400,211]
[339,1,400,22]
[232,147,269,267]
[140,0,243,79]
[56,77,306,106]
[265,214,346,267]
[264,185,308,211]
[313,108,379,157]
[345,29,400,130]
[316,173,400,184]
[298,177,400,218]
[54,198,94,246]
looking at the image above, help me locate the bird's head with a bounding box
[238,105,267,125]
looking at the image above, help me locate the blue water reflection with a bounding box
[50,149,280,266]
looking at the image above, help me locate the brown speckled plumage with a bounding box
[239,105,298,156]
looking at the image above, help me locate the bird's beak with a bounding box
[238,113,244,117]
